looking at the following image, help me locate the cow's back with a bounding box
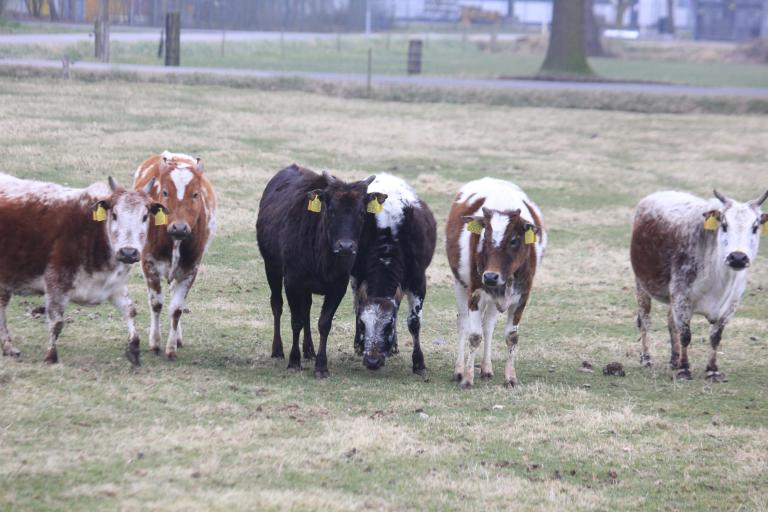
[0,174,106,291]
[631,191,714,302]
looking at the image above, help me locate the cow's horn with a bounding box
[142,177,156,194]
[752,190,768,207]
[322,170,337,185]
[363,175,376,186]
[108,176,119,192]
[713,189,728,204]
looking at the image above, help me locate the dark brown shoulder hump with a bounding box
[446,197,485,281]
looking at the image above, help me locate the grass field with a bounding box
[2,35,768,89]
[0,76,767,511]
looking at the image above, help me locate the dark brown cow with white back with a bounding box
[133,151,217,360]
[446,178,546,389]
[631,189,767,381]
[0,173,165,364]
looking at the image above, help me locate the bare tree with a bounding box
[584,0,605,57]
[612,0,637,28]
[666,0,676,34]
[49,0,60,21]
[540,0,593,76]
[26,0,43,17]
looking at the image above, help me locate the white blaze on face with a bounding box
[107,194,150,256]
[719,203,762,263]
[489,212,510,247]
[170,168,194,200]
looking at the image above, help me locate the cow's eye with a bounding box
[721,222,728,232]
[142,214,148,222]
[112,212,117,221]
[162,190,169,198]
[753,222,760,234]
[509,235,520,247]
[193,192,199,199]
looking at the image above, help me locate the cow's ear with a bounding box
[366,192,387,214]
[148,203,170,214]
[761,213,768,225]
[463,215,485,235]
[367,192,387,204]
[702,209,722,220]
[195,158,204,172]
[522,222,540,235]
[306,189,324,213]
[91,200,111,212]
[160,157,172,172]
[91,200,110,222]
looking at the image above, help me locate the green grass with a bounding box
[0,76,767,511]
[2,35,768,88]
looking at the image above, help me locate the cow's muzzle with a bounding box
[482,271,501,286]
[726,251,750,270]
[333,239,357,256]
[116,247,140,263]
[363,351,385,370]
[168,222,192,240]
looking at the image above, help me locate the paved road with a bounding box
[1,57,767,98]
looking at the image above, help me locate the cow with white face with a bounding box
[446,178,547,389]
[0,174,165,364]
[631,189,768,381]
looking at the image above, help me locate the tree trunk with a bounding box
[95,0,109,62]
[584,0,605,57]
[615,0,626,28]
[666,0,676,34]
[49,0,59,21]
[540,0,593,76]
[507,0,514,18]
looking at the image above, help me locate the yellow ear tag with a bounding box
[524,227,536,245]
[703,214,719,231]
[466,220,483,235]
[307,195,322,213]
[367,198,383,214]
[92,204,107,222]
[154,209,167,226]
[762,222,768,236]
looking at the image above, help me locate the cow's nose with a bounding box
[117,247,140,263]
[483,271,500,285]
[334,239,357,255]
[363,353,385,370]
[168,223,191,240]
[726,251,750,270]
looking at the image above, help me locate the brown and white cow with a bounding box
[631,190,767,381]
[133,151,216,360]
[446,178,546,389]
[0,173,165,364]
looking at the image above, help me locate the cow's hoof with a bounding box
[459,380,473,390]
[504,378,518,389]
[452,372,463,382]
[303,352,316,361]
[176,339,183,348]
[480,371,494,380]
[413,367,428,380]
[705,370,725,383]
[675,368,692,380]
[314,369,330,379]
[391,344,399,355]
[354,345,363,356]
[150,346,160,356]
[639,353,652,367]
[271,351,285,359]
[165,351,177,361]
[287,361,302,371]
[125,348,141,367]
[44,347,58,364]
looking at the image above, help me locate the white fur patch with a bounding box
[367,173,420,236]
[0,172,108,206]
[170,169,194,200]
[161,150,195,162]
[489,212,510,247]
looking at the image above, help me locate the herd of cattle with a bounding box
[0,151,766,387]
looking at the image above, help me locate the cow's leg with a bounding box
[0,289,20,357]
[351,278,364,355]
[407,286,427,377]
[667,309,680,369]
[301,294,316,361]
[705,320,727,383]
[479,301,498,380]
[43,290,68,364]
[111,287,141,367]
[461,289,484,389]
[265,264,285,359]
[165,271,196,361]
[452,281,469,382]
[284,283,308,371]
[636,283,652,367]
[143,259,163,356]
[503,300,528,388]
[670,297,693,380]
[314,285,346,379]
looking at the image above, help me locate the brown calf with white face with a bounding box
[133,151,217,360]
[445,178,546,389]
[0,173,164,364]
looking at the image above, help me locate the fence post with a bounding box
[407,39,422,75]
[165,11,181,66]
[366,47,373,98]
[94,0,110,63]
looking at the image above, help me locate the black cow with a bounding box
[256,164,382,378]
[351,173,436,376]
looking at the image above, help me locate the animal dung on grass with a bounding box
[603,362,626,377]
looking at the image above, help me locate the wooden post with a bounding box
[336,32,341,53]
[61,56,70,79]
[165,11,181,66]
[94,0,110,62]
[366,47,372,98]
[407,39,422,75]
[221,30,226,57]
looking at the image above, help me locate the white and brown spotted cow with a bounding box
[631,190,767,381]
[446,178,546,389]
[0,173,165,364]
[133,151,216,360]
